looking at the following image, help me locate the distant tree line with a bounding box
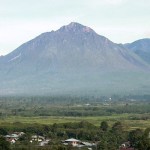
[0,96,150,117]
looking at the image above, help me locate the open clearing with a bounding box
[0,114,150,130]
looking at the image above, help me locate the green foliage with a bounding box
[112,121,123,133]
[0,96,150,118]
[100,121,109,132]
[0,136,10,150]
[129,129,143,148]
[0,128,8,135]
[0,121,149,150]
[129,128,150,150]
[0,96,150,149]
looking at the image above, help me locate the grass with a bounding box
[0,114,150,130]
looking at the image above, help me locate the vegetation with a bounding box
[0,95,150,129]
[0,121,149,150]
[0,95,149,149]
[0,95,150,117]
[0,136,10,150]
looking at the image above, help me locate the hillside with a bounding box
[0,22,150,96]
[125,38,150,64]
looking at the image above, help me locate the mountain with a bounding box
[0,23,148,74]
[0,22,150,96]
[125,38,150,64]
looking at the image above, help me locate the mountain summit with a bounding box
[0,22,149,96]
[59,22,95,33]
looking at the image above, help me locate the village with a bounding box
[3,131,137,150]
[4,131,96,149]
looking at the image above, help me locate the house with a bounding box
[7,138,16,144]
[5,133,19,142]
[62,138,95,149]
[30,135,45,143]
[5,134,19,139]
[5,132,25,139]
[63,138,81,147]
[14,132,25,137]
[82,142,95,147]
[5,132,25,144]
[85,103,90,106]
[39,139,50,146]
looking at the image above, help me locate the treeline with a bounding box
[0,96,150,117]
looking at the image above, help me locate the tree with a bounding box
[0,128,8,135]
[100,121,109,132]
[97,140,108,150]
[0,136,10,150]
[111,122,127,148]
[128,129,143,149]
[137,128,150,150]
[112,121,123,133]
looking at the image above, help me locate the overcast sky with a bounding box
[0,0,150,55]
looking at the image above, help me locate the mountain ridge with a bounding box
[0,22,150,96]
[1,22,148,71]
[124,38,150,64]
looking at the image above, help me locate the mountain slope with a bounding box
[0,22,150,96]
[1,22,148,74]
[125,38,150,64]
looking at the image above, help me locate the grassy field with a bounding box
[0,114,150,130]
[0,97,150,130]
